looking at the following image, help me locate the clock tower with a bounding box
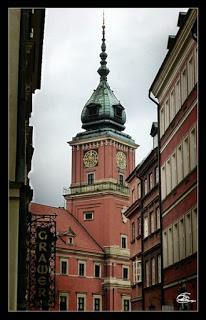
[64,16,138,311]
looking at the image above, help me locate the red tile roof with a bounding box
[29,202,104,254]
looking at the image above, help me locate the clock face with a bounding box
[83,150,98,168]
[116,151,126,169]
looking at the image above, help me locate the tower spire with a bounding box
[97,11,110,81]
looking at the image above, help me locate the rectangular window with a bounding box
[170,89,175,121]
[123,266,129,280]
[185,212,192,257]
[60,259,68,275]
[181,67,188,103]
[177,144,183,184]
[78,261,86,277]
[173,223,179,263]
[93,296,102,311]
[137,216,141,236]
[151,257,156,285]
[119,174,124,186]
[165,99,170,130]
[144,178,148,195]
[192,207,197,253]
[131,222,135,242]
[122,297,130,311]
[175,79,181,112]
[144,216,149,238]
[157,255,161,283]
[77,294,86,311]
[145,261,150,287]
[155,166,159,184]
[150,211,155,233]
[163,231,168,268]
[136,259,142,283]
[179,218,186,260]
[121,235,127,249]
[88,173,94,185]
[137,182,141,198]
[171,152,177,190]
[183,136,190,177]
[161,165,166,200]
[166,158,172,196]
[156,207,160,229]
[190,127,197,170]
[59,293,68,311]
[188,55,195,94]
[160,107,165,137]
[132,189,135,203]
[94,263,100,278]
[168,227,173,266]
[194,47,198,84]
[84,211,93,220]
[149,172,153,190]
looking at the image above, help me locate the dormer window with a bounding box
[87,103,99,117]
[114,104,124,119]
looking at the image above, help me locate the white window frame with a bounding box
[78,260,86,277]
[137,182,141,198]
[171,151,177,190]
[59,292,68,311]
[87,172,95,185]
[163,230,168,268]
[177,143,183,184]
[173,223,180,263]
[144,215,149,238]
[151,257,156,285]
[175,78,181,113]
[164,99,170,130]
[190,126,197,170]
[93,295,102,311]
[192,207,197,253]
[155,166,159,184]
[160,106,165,137]
[150,211,155,234]
[183,135,190,178]
[156,207,160,230]
[157,255,161,283]
[170,89,175,121]
[94,263,101,278]
[133,258,141,284]
[168,227,173,266]
[166,158,172,196]
[121,235,127,249]
[84,211,94,221]
[149,172,153,190]
[122,265,129,280]
[185,211,192,257]
[60,258,68,275]
[179,217,186,261]
[194,47,198,84]
[68,237,74,245]
[161,165,166,200]
[122,295,131,311]
[145,260,150,287]
[187,54,195,94]
[144,178,148,195]
[181,66,188,104]
[77,293,86,311]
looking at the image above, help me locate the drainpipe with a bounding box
[148,90,164,308]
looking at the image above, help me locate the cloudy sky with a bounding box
[29,7,188,207]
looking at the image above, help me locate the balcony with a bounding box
[63,181,129,196]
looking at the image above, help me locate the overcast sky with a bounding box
[29,7,188,207]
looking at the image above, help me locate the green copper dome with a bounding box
[81,15,126,132]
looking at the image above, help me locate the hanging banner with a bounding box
[27,214,56,310]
